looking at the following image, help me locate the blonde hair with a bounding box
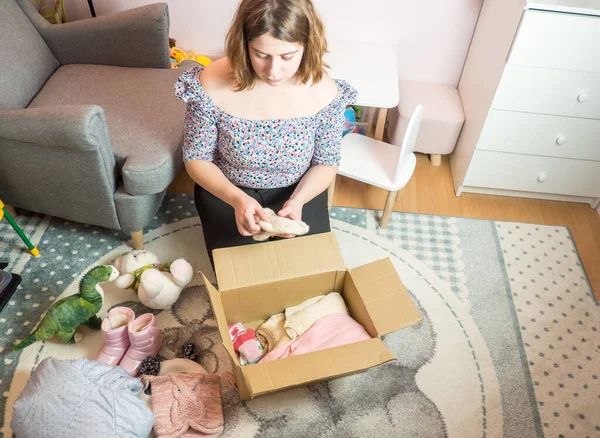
[226,0,328,91]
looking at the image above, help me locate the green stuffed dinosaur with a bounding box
[12,265,119,351]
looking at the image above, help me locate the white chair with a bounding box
[334,104,423,228]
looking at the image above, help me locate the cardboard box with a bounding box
[204,232,421,400]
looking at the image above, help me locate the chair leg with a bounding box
[380,189,399,229]
[430,154,442,166]
[131,231,144,250]
[327,177,336,211]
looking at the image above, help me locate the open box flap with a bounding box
[348,258,421,336]
[203,274,236,360]
[240,338,394,398]
[213,232,346,292]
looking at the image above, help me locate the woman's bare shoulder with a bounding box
[199,57,235,96]
[308,72,340,106]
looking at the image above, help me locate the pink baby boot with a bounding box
[96,307,135,366]
[120,313,163,376]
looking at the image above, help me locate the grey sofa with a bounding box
[0,0,194,249]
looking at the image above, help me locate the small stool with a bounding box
[387,81,464,166]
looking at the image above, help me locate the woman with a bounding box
[175,0,356,265]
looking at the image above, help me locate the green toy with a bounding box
[0,200,40,257]
[12,265,119,351]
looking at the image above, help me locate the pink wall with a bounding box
[64,0,483,87]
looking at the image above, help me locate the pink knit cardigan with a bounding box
[143,371,235,438]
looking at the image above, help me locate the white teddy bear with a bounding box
[112,250,193,310]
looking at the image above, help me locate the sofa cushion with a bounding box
[29,64,187,195]
[0,0,58,109]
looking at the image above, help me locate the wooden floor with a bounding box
[169,154,600,300]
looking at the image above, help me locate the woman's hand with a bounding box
[232,193,269,237]
[278,198,304,220]
[185,161,269,237]
[277,198,304,238]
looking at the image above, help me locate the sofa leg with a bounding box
[4,204,17,218]
[131,231,144,250]
[430,154,442,166]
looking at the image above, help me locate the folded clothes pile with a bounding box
[228,292,371,365]
[11,357,155,438]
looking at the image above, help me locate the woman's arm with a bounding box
[185,160,268,236]
[278,79,353,219]
[185,160,244,207]
[277,165,337,219]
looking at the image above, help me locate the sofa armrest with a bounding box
[0,104,121,229]
[18,0,170,69]
[0,105,113,152]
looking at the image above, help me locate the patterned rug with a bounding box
[0,194,598,438]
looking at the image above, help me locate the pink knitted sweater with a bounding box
[143,371,235,437]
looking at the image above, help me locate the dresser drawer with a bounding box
[508,10,600,74]
[477,110,600,161]
[463,151,600,197]
[492,64,600,119]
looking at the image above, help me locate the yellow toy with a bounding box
[0,200,40,257]
[169,47,212,69]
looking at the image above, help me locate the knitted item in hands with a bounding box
[253,208,309,241]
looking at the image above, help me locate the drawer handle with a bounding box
[537,172,548,183]
[555,135,567,145]
[577,93,589,103]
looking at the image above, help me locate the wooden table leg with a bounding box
[366,107,377,137]
[375,108,388,141]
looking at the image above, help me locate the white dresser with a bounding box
[450,0,600,208]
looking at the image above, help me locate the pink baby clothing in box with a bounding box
[284,292,348,339]
[228,323,263,365]
[260,312,371,363]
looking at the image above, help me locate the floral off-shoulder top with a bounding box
[174,65,357,189]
